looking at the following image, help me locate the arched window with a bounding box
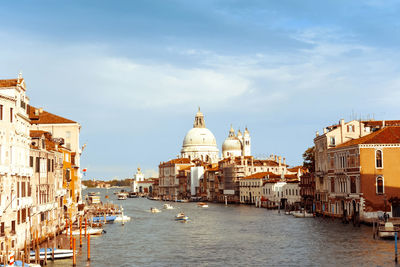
[376,176,384,194]
[376,150,383,168]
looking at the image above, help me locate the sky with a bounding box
[1,0,400,180]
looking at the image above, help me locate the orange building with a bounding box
[327,126,400,221]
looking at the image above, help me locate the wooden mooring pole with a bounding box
[80,216,83,247]
[87,234,91,262]
[72,237,76,267]
[395,232,398,263]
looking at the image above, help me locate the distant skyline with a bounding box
[1,0,400,180]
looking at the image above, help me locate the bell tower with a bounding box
[243,127,251,156]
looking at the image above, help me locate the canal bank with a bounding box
[47,188,397,266]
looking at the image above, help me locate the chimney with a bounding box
[283,158,286,165]
[383,120,386,128]
[39,107,43,114]
[323,128,327,134]
[274,155,277,162]
[316,131,319,137]
[278,156,281,167]
[251,157,254,166]
[340,119,345,143]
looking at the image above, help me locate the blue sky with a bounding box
[1,0,400,179]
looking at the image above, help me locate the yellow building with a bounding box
[328,126,400,221]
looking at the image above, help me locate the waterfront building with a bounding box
[222,126,251,158]
[130,167,144,193]
[217,156,288,203]
[262,176,300,208]
[181,108,219,163]
[28,106,83,220]
[326,126,400,221]
[158,158,193,200]
[0,75,33,251]
[299,172,315,211]
[314,119,370,216]
[177,166,191,199]
[29,130,65,241]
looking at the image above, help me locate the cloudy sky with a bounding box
[1,0,399,179]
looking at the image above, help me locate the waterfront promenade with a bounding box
[48,188,396,266]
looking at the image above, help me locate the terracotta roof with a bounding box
[362,120,400,127]
[161,158,191,166]
[336,126,400,148]
[30,130,47,138]
[206,166,219,172]
[0,79,19,87]
[28,105,76,124]
[179,165,192,171]
[242,172,281,179]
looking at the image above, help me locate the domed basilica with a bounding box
[181,108,251,163]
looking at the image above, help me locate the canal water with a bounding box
[48,188,397,266]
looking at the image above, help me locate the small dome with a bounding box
[222,137,242,152]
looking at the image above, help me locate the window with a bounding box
[330,137,335,146]
[35,157,40,173]
[0,104,2,120]
[10,108,13,122]
[376,150,383,168]
[30,156,33,167]
[376,176,384,194]
[350,176,357,193]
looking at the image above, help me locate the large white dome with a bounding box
[183,128,217,148]
[180,108,219,163]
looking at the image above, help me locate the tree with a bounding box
[302,146,315,172]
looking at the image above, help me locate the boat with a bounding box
[378,222,400,239]
[114,215,131,222]
[88,194,101,204]
[117,193,127,200]
[128,192,138,198]
[91,215,117,223]
[163,204,174,210]
[64,228,104,236]
[293,211,314,218]
[30,248,74,260]
[197,202,208,208]
[150,207,161,213]
[175,212,189,221]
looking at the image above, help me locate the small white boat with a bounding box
[30,248,74,260]
[163,204,174,210]
[175,212,189,221]
[293,211,314,218]
[197,202,208,208]
[64,228,104,236]
[117,193,127,200]
[150,207,161,213]
[378,222,399,239]
[114,215,131,222]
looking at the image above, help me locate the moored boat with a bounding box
[30,248,74,260]
[64,228,104,236]
[91,215,117,223]
[378,222,399,239]
[117,193,127,200]
[114,215,131,222]
[293,211,314,218]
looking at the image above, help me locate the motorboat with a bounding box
[88,195,101,204]
[163,204,174,210]
[378,222,399,239]
[150,207,161,213]
[114,215,131,222]
[117,193,127,200]
[175,212,189,221]
[128,192,138,198]
[197,202,208,208]
[30,248,74,260]
[64,227,104,236]
[293,211,314,218]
